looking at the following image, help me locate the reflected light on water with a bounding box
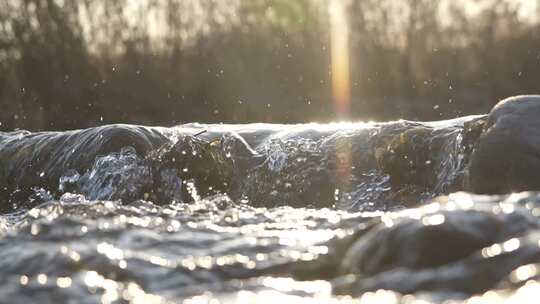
[421,213,446,226]
[511,264,539,283]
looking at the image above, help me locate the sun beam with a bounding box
[329,0,353,194]
[329,0,351,119]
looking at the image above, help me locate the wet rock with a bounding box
[336,232,540,296]
[339,210,499,276]
[147,135,234,200]
[462,115,487,149]
[375,118,482,205]
[334,192,540,295]
[468,95,540,194]
[377,127,435,188]
[147,133,263,202]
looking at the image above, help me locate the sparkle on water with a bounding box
[1,108,539,303]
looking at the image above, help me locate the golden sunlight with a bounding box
[329,0,353,191]
[329,0,351,118]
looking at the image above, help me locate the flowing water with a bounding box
[1,117,540,303]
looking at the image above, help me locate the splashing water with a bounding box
[1,117,539,303]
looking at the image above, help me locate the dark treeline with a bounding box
[1,0,539,130]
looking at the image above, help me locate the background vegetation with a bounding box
[1,0,539,130]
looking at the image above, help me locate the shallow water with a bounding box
[2,117,540,303]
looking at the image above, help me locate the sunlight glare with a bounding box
[329,0,351,118]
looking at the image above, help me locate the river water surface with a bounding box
[1,118,539,303]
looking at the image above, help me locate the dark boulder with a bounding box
[468,95,540,194]
[339,209,500,277]
[334,192,540,295]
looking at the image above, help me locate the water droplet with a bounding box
[37,274,48,285]
[119,260,127,269]
[57,277,72,288]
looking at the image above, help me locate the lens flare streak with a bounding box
[329,0,351,118]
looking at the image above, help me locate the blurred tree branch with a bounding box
[0,0,539,130]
